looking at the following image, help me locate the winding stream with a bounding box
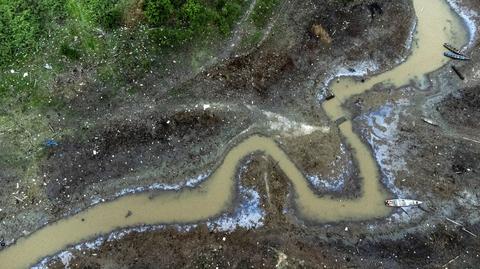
[0,0,468,268]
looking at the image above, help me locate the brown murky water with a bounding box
[0,0,468,268]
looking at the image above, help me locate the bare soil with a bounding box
[438,86,480,129]
[48,156,480,269]
[4,0,480,268]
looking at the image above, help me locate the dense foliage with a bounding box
[0,0,250,65]
[0,0,65,65]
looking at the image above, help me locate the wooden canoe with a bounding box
[443,43,464,55]
[444,51,470,61]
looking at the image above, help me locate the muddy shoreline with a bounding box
[0,0,417,244]
[2,0,480,268]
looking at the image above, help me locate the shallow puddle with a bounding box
[0,0,468,268]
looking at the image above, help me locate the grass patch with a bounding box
[240,29,263,49]
[60,43,82,60]
[250,0,278,28]
[144,0,245,46]
[0,0,66,66]
[0,0,251,189]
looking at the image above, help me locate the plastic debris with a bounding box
[422,118,438,126]
[44,139,59,147]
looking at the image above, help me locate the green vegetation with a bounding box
[0,0,65,66]
[250,0,278,28]
[240,29,263,50]
[0,0,256,185]
[144,0,245,46]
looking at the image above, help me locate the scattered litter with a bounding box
[444,51,470,61]
[461,136,480,144]
[385,199,423,207]
[422,118,438,126]
[442,255,459,268]
[14,195,26,203]
[446,217,478,237]
[44,63,53,70]
[10,69,15,74]
[23,72,28,78]
[451,65,464,80]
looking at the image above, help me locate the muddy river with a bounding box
[0,0,468,268]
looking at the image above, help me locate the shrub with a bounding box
[81,0,125,29]
[0,0,67,65]
[60,43,82,60]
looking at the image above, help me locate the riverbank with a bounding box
[51,0,480,267]
[0,0,415,245]
[2,0,478,266]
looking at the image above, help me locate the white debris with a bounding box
[58,251,74,269]
[422,118,438,126]
[114,172,210,197]
[23,72,28,78]
[44,64,53,70]
[361,99,409,197]
[262,111,329,136]
[307,175,344,192]
[208,186,264,231]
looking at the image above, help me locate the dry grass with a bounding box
[311,24,332,44]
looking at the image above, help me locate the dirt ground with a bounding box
[2,0,480,268]
[0,0,415,241]
[47,155,480,269]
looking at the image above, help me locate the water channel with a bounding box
[0,0,468,267]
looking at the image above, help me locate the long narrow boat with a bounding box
[385,199,423,207]
[444,51,470,61]
[443,43,464,55]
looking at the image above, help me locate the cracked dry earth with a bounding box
[1,0,480,268]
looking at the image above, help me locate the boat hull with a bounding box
[385,199,423,207]
[444,51,470,61]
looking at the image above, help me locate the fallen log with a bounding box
[451,65,465,80]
